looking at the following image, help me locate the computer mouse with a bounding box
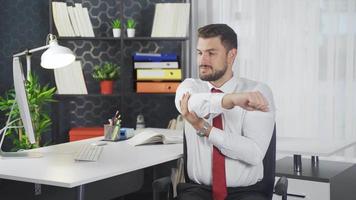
[91,141,108,146]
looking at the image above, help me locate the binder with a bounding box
[136,82,180,93]
[136,69,182,80]
[134,61,179,69]
[133,53,177,62]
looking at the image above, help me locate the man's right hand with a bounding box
[222,91,269,112]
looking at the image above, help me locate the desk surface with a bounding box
[0,137,183,188]
[276,156,354,182]
[276,137,356,156]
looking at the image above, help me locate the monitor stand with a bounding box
[0,150,42,158]
[0,103,42,158]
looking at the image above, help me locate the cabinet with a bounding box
[49,0,191,143]
[274,157,356,200]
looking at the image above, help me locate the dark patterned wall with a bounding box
[0,0,51,148]
[0,0,51,104]
[1,0,185,144]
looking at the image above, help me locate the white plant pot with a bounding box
[112,28,121,37]
[127,28,135,37]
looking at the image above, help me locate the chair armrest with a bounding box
[153,176,172,192]
[152,176,173,200]
[274,176,288,200]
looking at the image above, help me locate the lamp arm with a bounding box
[28,45,50,54]
[13,44,50,58]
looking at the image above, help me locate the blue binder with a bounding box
[133,53,177,61]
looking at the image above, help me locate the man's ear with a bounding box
[227,49,237,65]
[229,48,237,58]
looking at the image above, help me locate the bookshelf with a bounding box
[48,0,191,143]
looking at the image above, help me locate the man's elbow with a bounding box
[248,153,264,166]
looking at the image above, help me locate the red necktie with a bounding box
[211,88,227,200]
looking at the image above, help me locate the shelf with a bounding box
[54,94,121,98]
[57,37,121,40]
[54,93,175,98]
[131,93,176,96]
[57,36,189,41]
[123,37,189,41]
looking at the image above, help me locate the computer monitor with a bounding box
[0,57,41,158]
[13,57,36,143]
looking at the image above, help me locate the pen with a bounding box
[111,110,121,140]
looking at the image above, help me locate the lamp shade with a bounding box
[40,40,75,69]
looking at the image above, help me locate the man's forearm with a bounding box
[221,93,236,109]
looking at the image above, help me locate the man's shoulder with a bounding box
[237,77,271,92]
[179,78,207,88]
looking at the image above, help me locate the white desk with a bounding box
[276,137,356,172]
[0,137,183,199]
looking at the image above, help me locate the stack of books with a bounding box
[52,2,95,37]
[134,53,182,93]
[151,3,190,37]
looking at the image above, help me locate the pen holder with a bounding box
[104,124,121,141]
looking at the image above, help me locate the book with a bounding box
[52,2,66,36]
[136,82,180,93]
[134,61,179,69]
[151,3,190,37]
[127,128,183,146]
[75,3,95,37]
[136,69,182,80]
[176,3,190,37]
[82,7,95,37]
[74,3,87,36]
[54,60,88,94]
[58,2,75,37]
[67,6,80,36]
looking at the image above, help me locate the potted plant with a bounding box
[111,19,121,37]
[0,73,56,151]
[126,19,136,37]
[92,62,120,94]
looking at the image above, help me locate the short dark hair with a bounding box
[198,24,238,51]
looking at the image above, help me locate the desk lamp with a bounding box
[0,34,75,158]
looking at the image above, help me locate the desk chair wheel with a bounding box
[274,176,288,200]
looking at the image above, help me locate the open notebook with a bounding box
[127,128,183,146]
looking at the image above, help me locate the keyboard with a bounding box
[74,144,103,162]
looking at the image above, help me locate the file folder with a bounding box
[136,82,180,93]
[136,69,182,80]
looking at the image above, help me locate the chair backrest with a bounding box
[183,125,276,198]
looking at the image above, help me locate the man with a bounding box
[175,24,276,200]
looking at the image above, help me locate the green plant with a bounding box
[126,19,136,29]
[92,62,120,81]
[0,73,56,151]
[111,19,121,29]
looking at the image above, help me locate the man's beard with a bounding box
[199,63,227,81]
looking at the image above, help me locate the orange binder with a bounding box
[136,82,180,93]
[69,127,104,142]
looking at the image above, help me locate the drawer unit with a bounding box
[275,157,356,200]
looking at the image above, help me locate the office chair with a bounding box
[152,125,288,200]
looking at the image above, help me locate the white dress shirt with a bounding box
[175,75,276,187]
